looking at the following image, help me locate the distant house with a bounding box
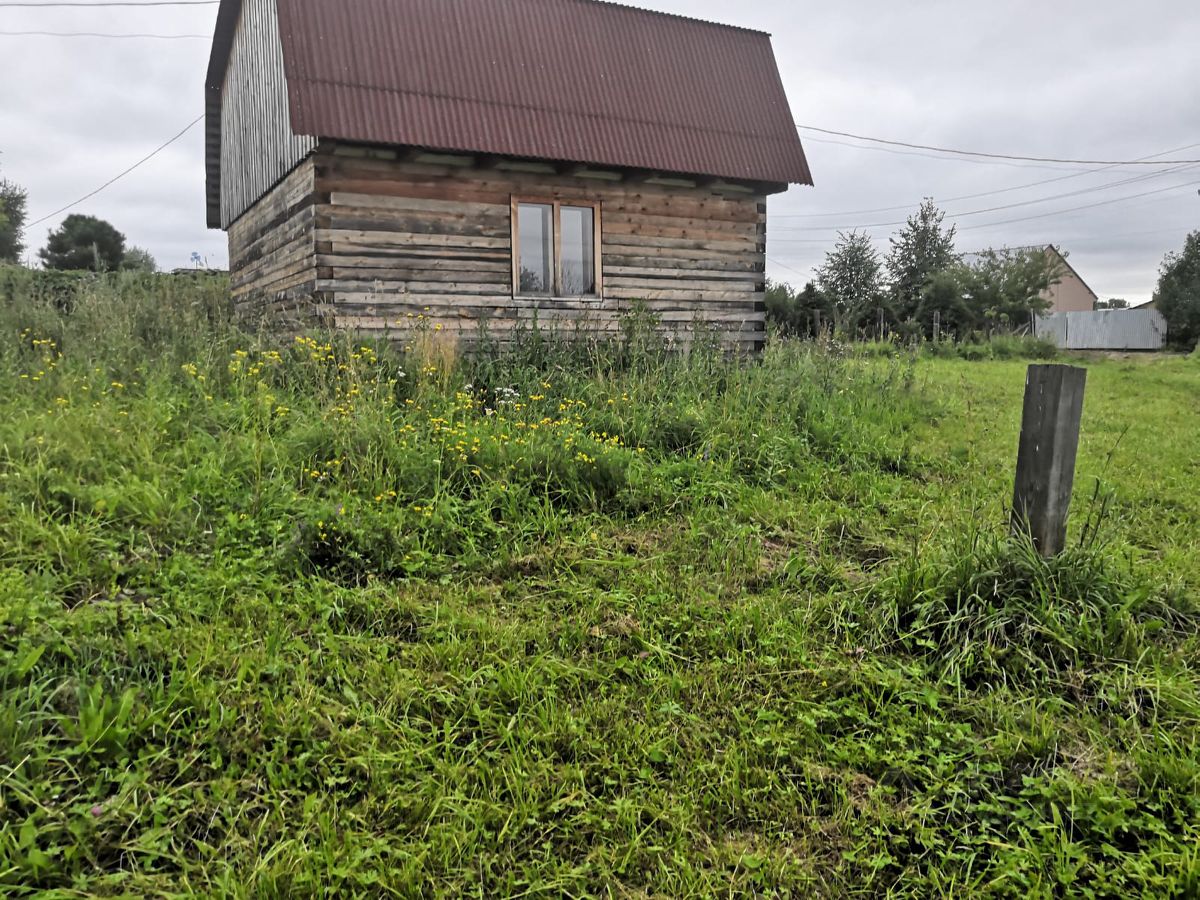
[204,0,813,351]
[1036,245,1097,313]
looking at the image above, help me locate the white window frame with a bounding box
[510,198,603,299]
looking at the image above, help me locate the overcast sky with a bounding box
[1,0,1197,302]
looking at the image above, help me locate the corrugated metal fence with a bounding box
[1035,309,1167,350]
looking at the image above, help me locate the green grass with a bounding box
[1,273,1198,897]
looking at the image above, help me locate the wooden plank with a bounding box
[604,265,755,280]
[606,277,757,293]
[317,270,510,286]
[602,256,762,274]
[316,280,511,296]
[321,300,763,324]
[1011,364,1088,557]
[603,216,761,241]
[326,243,509,261]
[601,242,763,263]
[314,254,509,273]
[606,288,764,302]
[329,313,761,332]
[322,213,507,238]
[326,192,508,218]
[601,232,758,252]
[315,229,510,250]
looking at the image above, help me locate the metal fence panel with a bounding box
[1035,310,1167,350]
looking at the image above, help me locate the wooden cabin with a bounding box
[205,0,813,352]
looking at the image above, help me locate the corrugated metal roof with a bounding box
[207,0,812,223]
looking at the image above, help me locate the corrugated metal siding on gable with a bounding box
[220,0,316,227]
[207,0,811,224]
[1036,310,1168,350]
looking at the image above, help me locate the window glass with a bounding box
[560,206,595,295]
[517,203,553,294]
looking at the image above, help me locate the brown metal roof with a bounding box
[206,0,812,223]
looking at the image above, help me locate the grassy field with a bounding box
[1,273,1198,897]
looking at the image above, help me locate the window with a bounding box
[512,200,601,297]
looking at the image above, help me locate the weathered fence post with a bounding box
[1011,364,1087,556]
[932,310,941,343]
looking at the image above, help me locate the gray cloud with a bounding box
[1,0,1196,300]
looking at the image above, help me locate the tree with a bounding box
[122,246,158,273]
[915,267,978,339]
[1094,298,1129,310]
[954,247,1063,335]
[816,230,883,336]
[0,171,28,263]
[39,214,126,272]
[765,279,833,337]
[1152,230,1200,350]
[886,198,958,330]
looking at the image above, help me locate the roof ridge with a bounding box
[564,0,771,37]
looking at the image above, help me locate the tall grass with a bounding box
[1,271,1197,896]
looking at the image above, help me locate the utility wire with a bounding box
[800,134,1097,173]
[768,178,1200,243]
[770,222,1196,281]
[961,224,1196,253]
[772,162,1200,233]
[0,29,207,37]
[957,178,1200,232]
[766,256,812,278]
[796,124,1200,166]
[27,113,203,228]
[773,142,1200,218]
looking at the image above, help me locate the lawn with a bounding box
[1,272,1198,897]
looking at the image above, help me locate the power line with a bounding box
[796,124,1200,166]
[0,29,206,37]
[772,162,1200,233]
[27,113,203,228]
[767,178,1200,243]
[800,134,1097,173]
[958,178,1200,232]
[766,256,812,278]
[769,222,1194,284]
[773,142,1200,219]
[962,224,1196,254]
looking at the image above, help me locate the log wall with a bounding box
[228,143,770,350]
[227,158,319,324]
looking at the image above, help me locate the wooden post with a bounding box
[877,307,885,341]
[1011,364,1087,556]
[932,310,941,343]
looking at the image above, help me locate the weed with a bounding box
[0,271,1197,895]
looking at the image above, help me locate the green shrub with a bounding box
[920,334,1057,361]
[881,528,1194,688]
